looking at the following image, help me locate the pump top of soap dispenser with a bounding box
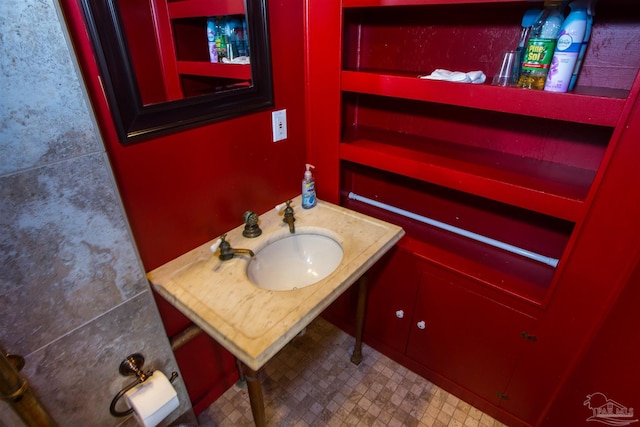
[304,164,315,179]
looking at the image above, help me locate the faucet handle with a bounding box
[280,200,296,233]
[210,234,227,253]
[211,234,254,261]
[275,201,287,213]
[275,200,293,213]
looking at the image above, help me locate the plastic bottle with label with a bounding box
[568,0,596,90]
[301,164,317,209]
[515,8,543,74]
[544,2,588,92]
[517,1,566,90]
[206,18,218,63]
[214,17,228,61]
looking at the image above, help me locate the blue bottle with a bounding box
[301,164,317,209]
[568,0,596,90]
[206,18,218,63]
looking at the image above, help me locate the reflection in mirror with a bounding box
[78,0,273,143]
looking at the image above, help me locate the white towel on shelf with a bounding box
[419,69,486,84]
[222,56,250,64]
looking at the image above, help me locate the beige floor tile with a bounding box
[197,317,506,427]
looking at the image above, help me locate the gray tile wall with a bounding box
[0,0,194,425]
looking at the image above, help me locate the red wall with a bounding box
[540,256,640,426]
[60,0,307,413]
[107,4,307,272]
[62,0,306,271]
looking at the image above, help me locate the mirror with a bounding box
[79,0,274,143]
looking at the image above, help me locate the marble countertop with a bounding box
[147,196,404,370]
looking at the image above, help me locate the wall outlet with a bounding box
[272,109,287,142]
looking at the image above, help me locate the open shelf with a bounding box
[343,0,521,6]
[167,0,245,18]
[144,0,250,100]
[177,61,251,80]
[341,71,626,127]
[171,15,250,82]
[341,163,571,305]
[341,126,600,221]
[178,75,249,97]
[342,1,640,99]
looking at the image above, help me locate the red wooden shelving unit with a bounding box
[331,0,639,307]
[308,0,640,425]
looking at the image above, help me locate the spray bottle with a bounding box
[206,18,218,63]
[545,0,588,92]
[516,8,543,74]
[568,0,596,90]
[517,1,566,90]
[301,164,316,209]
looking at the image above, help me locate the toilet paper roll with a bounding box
[125,371,179,427]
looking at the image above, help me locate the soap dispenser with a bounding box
[301,164,316,209]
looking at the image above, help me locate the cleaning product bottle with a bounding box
[568,0,596,90]
[214,17,227,62]
[301,164,316,209]
[544,1,588,92]
[517,1,566,90]
[516,8,543,74]
[206,18,218,63]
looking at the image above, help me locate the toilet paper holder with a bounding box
[109,353,178,417]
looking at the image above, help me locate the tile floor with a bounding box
[197,317,507,427]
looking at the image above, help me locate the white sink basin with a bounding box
[247,233,343,291]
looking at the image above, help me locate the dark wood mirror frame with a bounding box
[79,0,274,144]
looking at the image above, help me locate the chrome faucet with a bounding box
[282,200,295,233]
[213,234,255,261]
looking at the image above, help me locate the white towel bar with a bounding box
[347,192,559,268]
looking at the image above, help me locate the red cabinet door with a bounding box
[406,263,536,405]
[364,246,420,361]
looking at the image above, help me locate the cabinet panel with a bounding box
[406,263,537,405]
[540,258,640,427]
[363,246,420,359]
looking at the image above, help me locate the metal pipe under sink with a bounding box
[0,344,57,426]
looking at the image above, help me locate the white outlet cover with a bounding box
[272,109,287,142]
